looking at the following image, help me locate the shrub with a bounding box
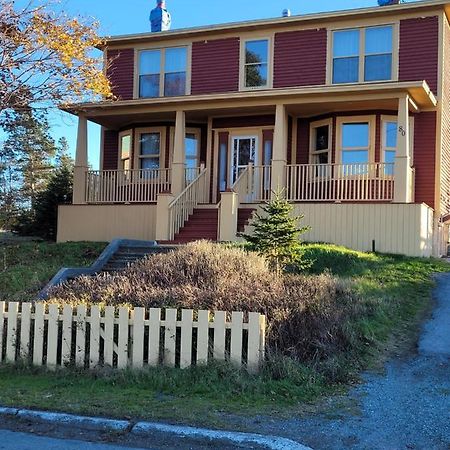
[49,241,363,377]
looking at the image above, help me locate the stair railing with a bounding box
[168,164,208,241]
[231,164,251,203]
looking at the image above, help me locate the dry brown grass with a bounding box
[49,241,361,364]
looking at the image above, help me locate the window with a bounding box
[341,122,370,164]
[139,47,188,98]
[310,120,332,165]
[332,25,394,84]
[185,130,200,183]
[119,132,132,171]
[137,131,162,173]
[243,39,269,89]
[381,116,414,175]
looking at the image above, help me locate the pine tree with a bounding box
[31,139,74,240]
[242,192,310,274]
[3,110,56,209]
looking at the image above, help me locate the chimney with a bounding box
[282,9,292,17]
[150,0,172,32]
[377,0,401,6]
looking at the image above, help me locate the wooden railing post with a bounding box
[219,190,239,242]
[155,192,174,241]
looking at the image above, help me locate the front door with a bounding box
[230,135,258,185]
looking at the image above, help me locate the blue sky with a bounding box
[18,0,419,168]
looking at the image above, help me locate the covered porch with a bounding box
[68,81,435,242]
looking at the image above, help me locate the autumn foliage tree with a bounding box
[0,0,113,120]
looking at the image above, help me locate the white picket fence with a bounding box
[0,302,266,373]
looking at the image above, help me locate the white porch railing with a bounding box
[286,163,394,202]
[168,166,208,240]
[86,169,171,204]
[231,164,272,203]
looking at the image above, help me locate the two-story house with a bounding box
[58,0,450,257]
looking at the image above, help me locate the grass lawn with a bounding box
[0,240,106,300]
[0,242,448,427]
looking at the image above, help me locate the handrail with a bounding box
[168,166,208,240]
[230,164,272,203]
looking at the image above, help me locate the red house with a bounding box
[59,0,450,257]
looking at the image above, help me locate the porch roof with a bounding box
[68,81,437,129]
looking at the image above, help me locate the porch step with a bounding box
[238,208,256,233]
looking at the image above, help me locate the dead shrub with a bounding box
[49,241,362,369]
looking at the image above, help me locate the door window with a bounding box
[230,136,257,184]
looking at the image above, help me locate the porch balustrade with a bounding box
[231,164,272,203]
[85,169,171,204]
[285,163,395,202]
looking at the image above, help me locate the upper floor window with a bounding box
[243,39,269,89]
[332,25,393,84]
[139,47,188,98]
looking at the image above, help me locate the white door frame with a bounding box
[229,134,259,186]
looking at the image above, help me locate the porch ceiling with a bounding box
[72,81,436,129]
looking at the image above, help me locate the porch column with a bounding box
[73,115,88,204]
[219,190,239,242]
[394,95,413,203]
[171,110,186,196]
[271,104,288,198]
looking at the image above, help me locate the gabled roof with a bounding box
[101,0,450,48]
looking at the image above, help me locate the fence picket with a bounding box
[20,302,32,360]
[117,307,129,369]
[6,302,18,363]
[196,310,209,365]
[247,312,262,374]
[148,308,161,367]
[213,311,226,361]
[61,305,73,366]
[47,304,59,368]
[131,307,145,368]
[164,309,177,367]
[104,306,115,367]
[33,303,45,366]
[230,312,243,367]
[180,309,193,369]
[75,305,87,368]
[89,306,100,368]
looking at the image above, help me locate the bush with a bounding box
[49,241,363,373]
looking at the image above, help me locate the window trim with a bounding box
[327,22,399,85]
[335,115,376,165]
[239,36,273,91]
[118,130,132,171]
[309,118,333,165]
[380,114,415,166]
[134,126,166,171]
[135,44,192,99]
[168,127,201,169]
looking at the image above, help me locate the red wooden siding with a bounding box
[212,115,275,129]
[106,49,134,100]
[191,38,240,95]
[287,117,293,165]
[103,130,119,170]
[413,112,436,208]
[274,29,327,88]
[399,16,439,94]
[296,119,310,164]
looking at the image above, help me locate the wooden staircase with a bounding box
[160,207,255,245]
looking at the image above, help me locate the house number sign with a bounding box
[398,126,406,136]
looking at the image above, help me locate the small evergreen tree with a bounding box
[242,192,310,274]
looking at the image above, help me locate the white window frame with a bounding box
[239,36,273,91]
[229,134,259,185]
[134,127,166,171]
[137,46,191,98]
[118,130,132,171]
[328,23,399,85]
[309,118,333,165]
[336,116,376,168]
[381,115,415,167]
